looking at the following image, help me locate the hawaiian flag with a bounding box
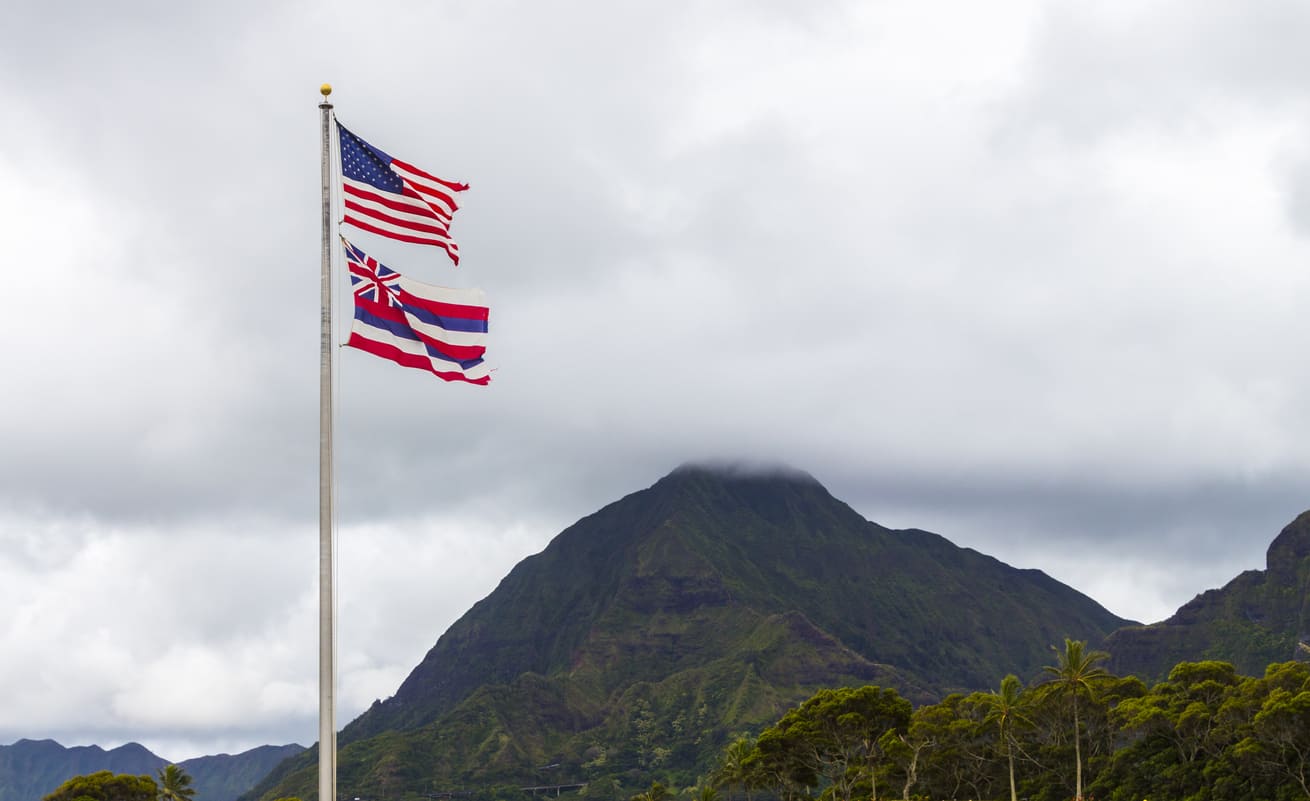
[338,122,468,265]
[343,239,490,385]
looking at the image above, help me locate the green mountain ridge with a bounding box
[1106,509,1310,680]
[0,739,304,801]
[249,463,1131,800]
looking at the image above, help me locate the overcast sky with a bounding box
[3,0,1309,763]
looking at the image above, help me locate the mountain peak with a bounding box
[259,463,1131,800]
[106,742,154,757]
[1266,510,1310,576]
[665,460,821,486]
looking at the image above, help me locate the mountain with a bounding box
[0,739,304,801]
[1106,510,1310,681]
[180,746,307,801]
[249,463,1129,800]
[0,741,162,801]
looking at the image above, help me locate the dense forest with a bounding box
[685,640,1310,801]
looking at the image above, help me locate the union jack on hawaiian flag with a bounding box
[346,243,403,308]
[341,238,490,385]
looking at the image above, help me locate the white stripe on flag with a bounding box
[351,319,491,382]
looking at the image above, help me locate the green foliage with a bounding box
[156,766,195,801]
[721,686,911,801]
[691,656,1310,801]
[43,772,158,801]
[981,675,1032,801]
[1041,638,1112,800]
[628,782,670,801]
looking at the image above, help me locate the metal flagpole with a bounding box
[318,83,337,801]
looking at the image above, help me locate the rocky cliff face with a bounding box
[1106,511,1310,681]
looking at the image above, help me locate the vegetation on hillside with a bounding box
[250,649,1310,801]
[340,467,1129,745]
[1107,510,1310,680]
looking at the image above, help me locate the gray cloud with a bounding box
[2,0,1309,760]
[1001,1,1310,144]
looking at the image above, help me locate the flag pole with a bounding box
[317,83,337,801]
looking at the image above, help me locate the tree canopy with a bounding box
[42,771,158,801]
[702,653,1310,801]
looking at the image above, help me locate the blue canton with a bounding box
[338,123,404,193]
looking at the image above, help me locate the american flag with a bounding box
[338,122,469,265]
[342,239,490,385]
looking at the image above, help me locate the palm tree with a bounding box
[983,674,1030,801]
[713,738,756,801]
[156,765,196,801]
[1043,638,1110,801]
[629,782,670,801]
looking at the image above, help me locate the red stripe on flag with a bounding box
[401,181,459,218]
[342,200,452,238]
[341,217,461,264]
[345,182,453,224]
[347,333,490,385]
[392,158,469,193]
[392,289,490,321]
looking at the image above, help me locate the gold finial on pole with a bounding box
[320,83,333,98]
